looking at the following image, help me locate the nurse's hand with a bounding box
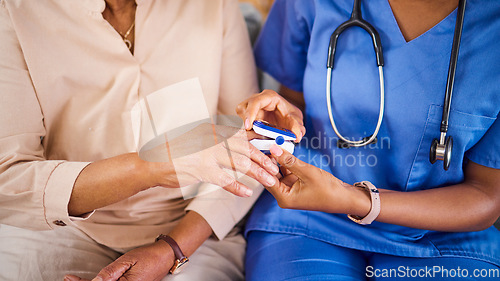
[236,89,306,142]
[266,145,371,216]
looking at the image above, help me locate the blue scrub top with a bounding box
[245,0,500,266]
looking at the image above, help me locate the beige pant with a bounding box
[0,224,245,281]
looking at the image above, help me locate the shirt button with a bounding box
[53,220,66,226]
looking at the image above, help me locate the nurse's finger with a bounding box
[264,177,290,202]
[282,115,305,143]
[237,90,288,130]
[281,173,298,187]
[264,175,304,209]
[269,144,311,180]
[279,165,290,177]
[243,129,268,140]
[235,100,249,122]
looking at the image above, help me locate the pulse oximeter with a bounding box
[250,120,296,154]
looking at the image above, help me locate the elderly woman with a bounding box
[0,0,277,280]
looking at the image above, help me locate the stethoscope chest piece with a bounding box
[430,135,453,171]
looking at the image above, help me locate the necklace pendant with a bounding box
[124,38,132,50]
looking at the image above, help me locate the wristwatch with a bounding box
[347,181,381,225]
[155,234,189,274]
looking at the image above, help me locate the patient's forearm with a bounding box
[164,211,214,257]
[68,153,172,216]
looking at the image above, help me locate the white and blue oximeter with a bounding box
[250,120,296,154]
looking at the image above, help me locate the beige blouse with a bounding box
[0,0,262,249]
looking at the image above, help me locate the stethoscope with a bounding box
[326,0,466,171]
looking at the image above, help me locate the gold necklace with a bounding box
[119,21,135,50]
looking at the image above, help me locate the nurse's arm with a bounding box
[373,160,500,232]
[268,146,500,233]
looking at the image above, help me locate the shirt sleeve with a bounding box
[185,0,263,240]
[466,114,500,169]
[0,4,90,230]
[185,178,263,240]
[253,0,313,92]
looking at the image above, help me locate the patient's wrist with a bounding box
[140,156,178,189]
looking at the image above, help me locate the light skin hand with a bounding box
[69,125,278,216]
[236,89,306,143]
[64,211,213,281]
[269,145,500,232]
[148,124,279,197]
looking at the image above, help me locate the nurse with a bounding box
[237,0,500,280]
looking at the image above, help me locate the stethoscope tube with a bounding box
[430,0,466,170]
[326,0,385,148]
[326,66,384,148]
[327,0,466,171]
[327,0,384,68]
[441,0,467,134]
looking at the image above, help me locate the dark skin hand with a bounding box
[267,144,500,232]
[65,242,172,281]
[236,89,306,143]
[237,1,500,232]
[64,211,212,281]
[238,81,500,232]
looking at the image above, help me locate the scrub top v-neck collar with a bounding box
[380,0,459,46]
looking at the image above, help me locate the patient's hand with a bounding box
[142,123,279,197]
[64,241,173,281]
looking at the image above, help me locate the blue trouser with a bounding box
[245,231,499,281]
